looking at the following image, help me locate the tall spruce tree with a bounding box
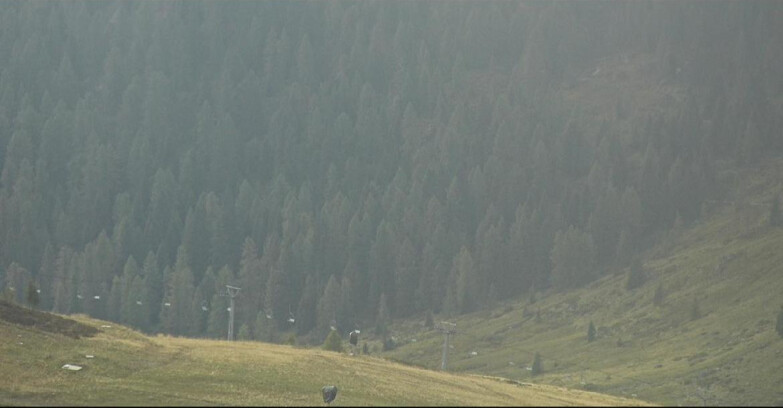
[587,320,596,342]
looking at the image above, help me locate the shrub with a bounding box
[238,323,252,341]
[323,330,343,352]
[382,336,396,351]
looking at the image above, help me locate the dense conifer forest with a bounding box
[0,1,781,344]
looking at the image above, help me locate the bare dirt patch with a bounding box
[0,300,99,339]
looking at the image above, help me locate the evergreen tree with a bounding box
[142,251,163,331]
[376,293,390,338]
[160,246,197,336]
[238,236,263,329]
[531,352,543,376]
[107,275,123,322]
[453,246,478,313]
[625,258,646,290]
[238,323,252,341]
[587,320,596,343]
[26,281,39,309]
[255,310,276,343]
[323,329,343,352]
[207,292,229,339]
[4,262,30,304]
[551,226,597,290]
[120,256,140,325]
[126,275,148,329]
[317,274,341,334]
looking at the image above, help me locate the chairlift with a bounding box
[287,306,295,324]
[349,330,359,347]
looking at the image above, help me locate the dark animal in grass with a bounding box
[322,385,338,404]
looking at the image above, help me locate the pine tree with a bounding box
[425,310,434,329]
[207,293,228,339]
[126,276,147,329]
[376,293,390,338]
[587,320,596,343]
[531,352,543,376]
[160,246,197,336]
[323,329,343,352]
[238,323,252,341]
[255,310,276,343]
[551,226,597,290]
[26,281,39,309]
[453,246,478,313]
[625,258,646,290]
[317,275,341,334]
[5,262,30,304]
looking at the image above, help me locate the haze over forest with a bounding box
[1,1,781,349]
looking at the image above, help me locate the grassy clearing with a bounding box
[0,304,649,406]
[384,158,783,406]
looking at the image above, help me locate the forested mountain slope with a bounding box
[384,155,783,406]
[0,2,781,346]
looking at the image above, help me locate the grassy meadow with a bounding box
[0,305,650,406]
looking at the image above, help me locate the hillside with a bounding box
[1,1,782,347]
[1,4,782,404]
[382,158,783,406]
[0,300,650,406]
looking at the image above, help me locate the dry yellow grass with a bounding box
[0,308,652,406]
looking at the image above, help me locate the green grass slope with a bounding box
[384,158,783,406]
[0,301,649,406]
